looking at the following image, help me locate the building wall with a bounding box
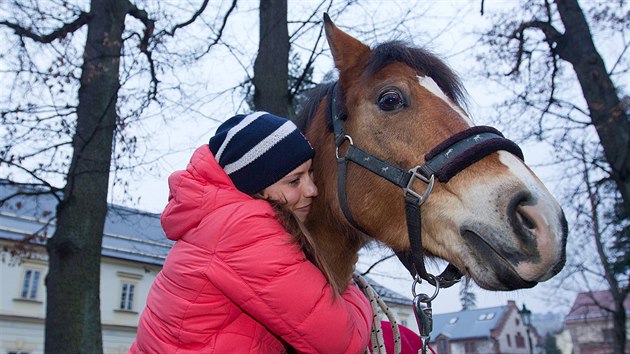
[383,302,419,334]
[495,307,537,354]
[450,339,494,354]
[0,245,160,354]
[566,318,630,354]
[555,329,574,354]
[1,243,413,353]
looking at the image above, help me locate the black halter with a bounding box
[328,82,524,288]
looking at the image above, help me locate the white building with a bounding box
[0,183,170,354]
[564,290,630,354]
[0,182,416,353]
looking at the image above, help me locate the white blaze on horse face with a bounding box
[417,75,472,125]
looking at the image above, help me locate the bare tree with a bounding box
[478,0,629,213]
[475,1,628,352]
[0,0,236,352]
[253,0,291,116]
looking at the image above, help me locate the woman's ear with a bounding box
[253,192,268,200]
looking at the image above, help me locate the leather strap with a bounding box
[327,82,522,288]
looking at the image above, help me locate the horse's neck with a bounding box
[307,202,367,291]
[305,109,369,291]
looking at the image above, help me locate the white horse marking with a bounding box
[417,75,472,125]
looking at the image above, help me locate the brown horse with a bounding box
[298,15,567,293]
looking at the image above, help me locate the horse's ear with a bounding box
[323,13,370,76]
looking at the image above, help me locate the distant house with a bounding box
[0,182,416,353]
[564,290,630,354]
[430,300,540,354]
[0,183,170,354]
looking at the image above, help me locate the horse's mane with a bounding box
[294,82,335,132]
[295,41,468,132]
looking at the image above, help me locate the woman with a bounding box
[129,112,372,353]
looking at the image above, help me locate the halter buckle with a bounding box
[404,167,435,205]
[335,135,353,160]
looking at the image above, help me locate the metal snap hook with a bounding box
[411,273,440,302]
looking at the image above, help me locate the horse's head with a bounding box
[301,15,567,292]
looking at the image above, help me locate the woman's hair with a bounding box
[267,200,341,296]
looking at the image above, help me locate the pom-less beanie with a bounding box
[208,111,315,195]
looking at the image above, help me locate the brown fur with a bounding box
[297,20,473,291]
[295,16,567,292]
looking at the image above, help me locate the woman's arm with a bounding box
[206,207,373,353]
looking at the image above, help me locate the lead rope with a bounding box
[353,274,402,354]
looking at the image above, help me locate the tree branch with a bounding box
[0,166,63,205]
[0,12,90,44]
[128,4,157,101]
[583,149,619,294]
[507,20,563,76]
[163,0,210,37]
[360,254,395,276]
[195,0,238,60]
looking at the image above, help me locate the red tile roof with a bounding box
[565,290,630,323]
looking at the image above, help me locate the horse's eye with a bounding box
[377,90,405,111]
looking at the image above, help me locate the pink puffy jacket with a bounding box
[129,145,373,353]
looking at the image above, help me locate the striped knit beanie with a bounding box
[208,111,315,195]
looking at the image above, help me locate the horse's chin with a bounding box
[460,230,537,291]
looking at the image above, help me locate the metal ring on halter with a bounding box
[335,135,354,159]
[411,274,440,302]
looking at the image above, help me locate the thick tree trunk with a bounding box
[554,0,630,214]
[253,0,291,117]
[612,297,628,354]
[45,0,128,353]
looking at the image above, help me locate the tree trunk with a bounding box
[253,0,291,117]
[554,0,630,214]
[45,0,128,352]
[612,297,627,354]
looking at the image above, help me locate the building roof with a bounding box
[0,182,171,266]
[361,275,412,306]
[0,181,410,304]
[565,290,630,323]
[431,304,508,340]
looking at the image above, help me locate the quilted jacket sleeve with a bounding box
[204,203,373,354]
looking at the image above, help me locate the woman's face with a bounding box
[260,159,318,222]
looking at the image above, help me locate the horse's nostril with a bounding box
[508,191,540,240]
[516,206,537,230]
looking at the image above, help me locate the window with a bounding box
[396,312,409,327]
[116,271,142,312]
[477,312,495,321]
[464,342,478,354]
[120,282,136,311]
[20,269,41,300]
[515,318,520,326]
[437,338,449,354]
[515,332,526,348]
[506,334,512,347]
